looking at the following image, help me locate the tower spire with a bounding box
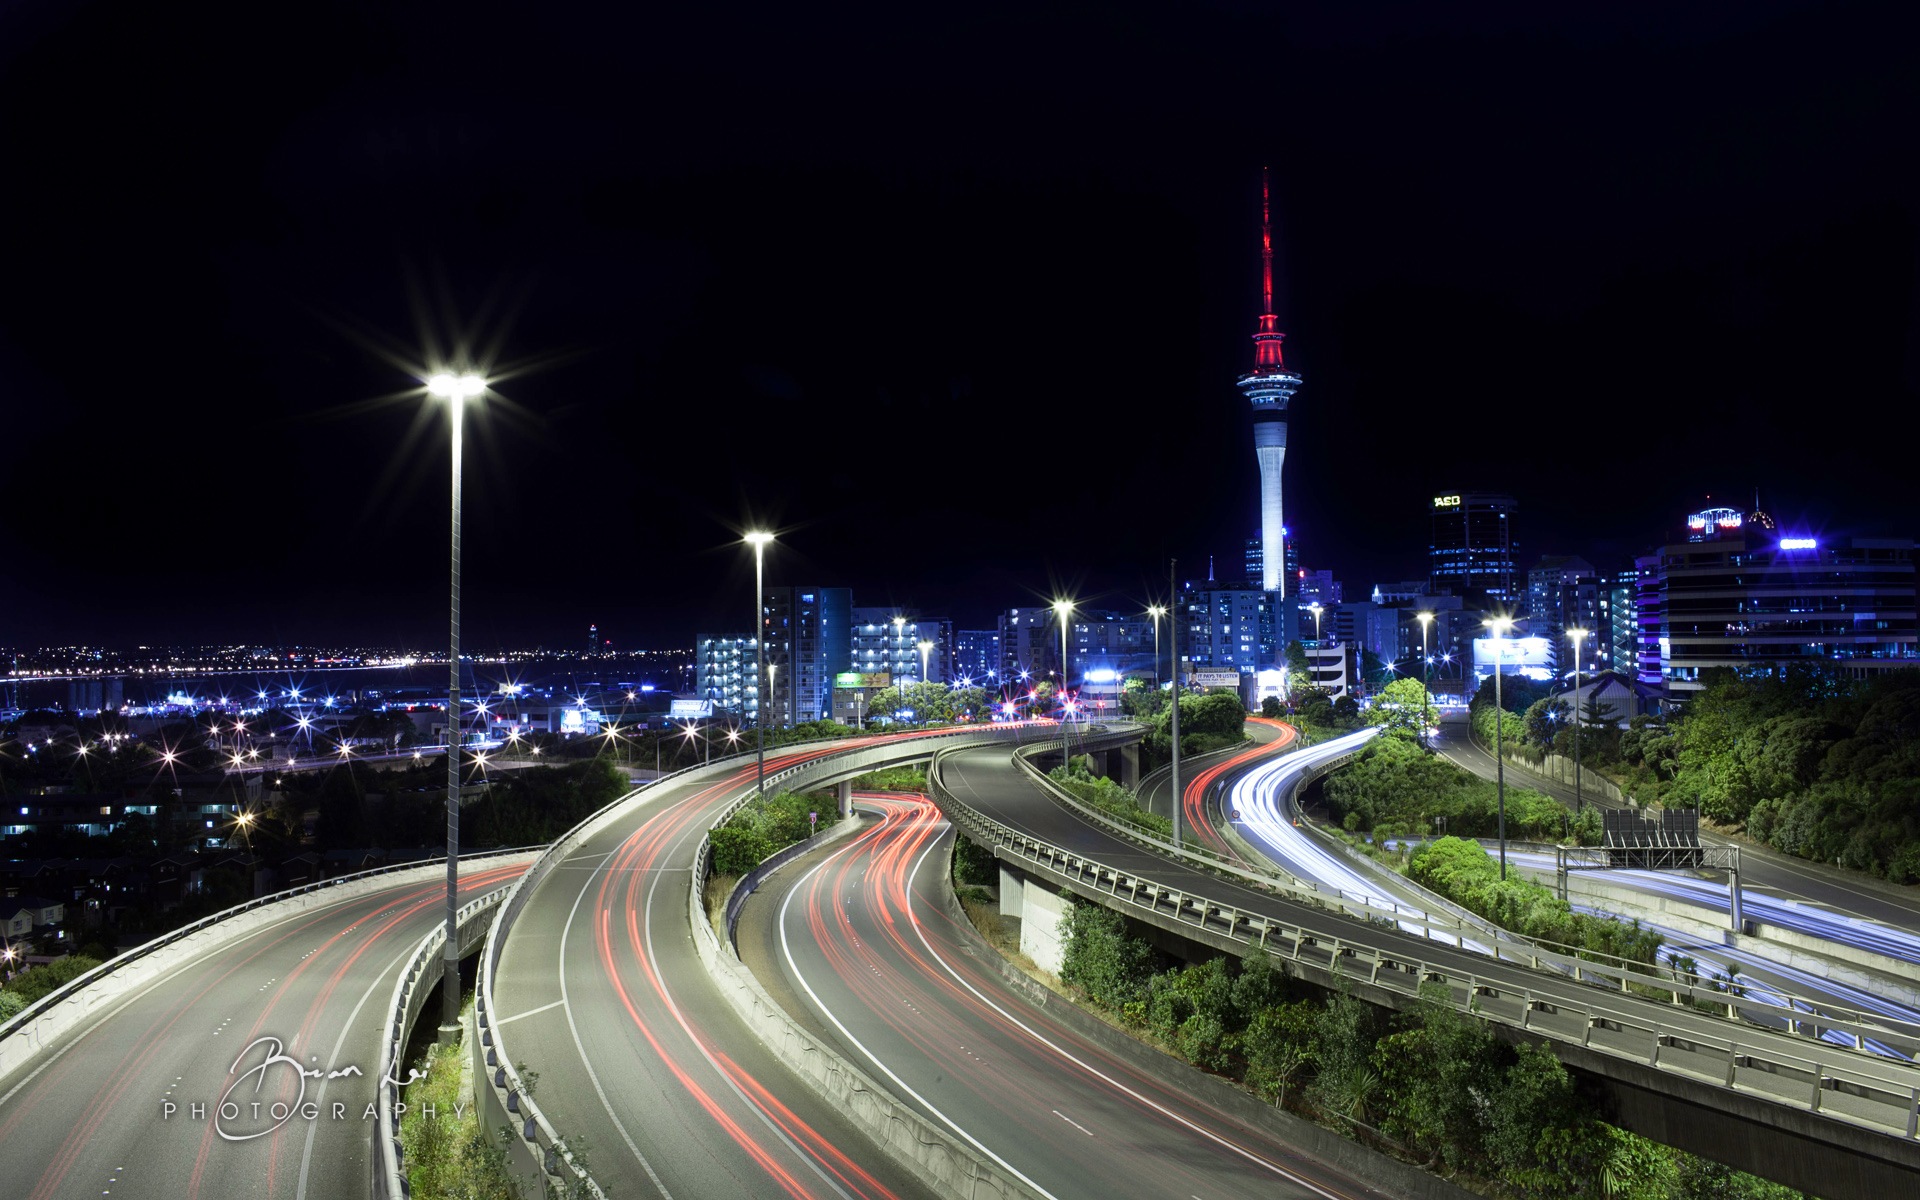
[1237,168,1304,600]
[1251,166,1285,369]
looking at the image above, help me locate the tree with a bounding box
[1364,677,1431,740]
[1284,641,1311,694]
[1242,1000,1319,1104]
[1058,900,1154,1014]
[1360,648,1391,691]
[1259,696,1283,719]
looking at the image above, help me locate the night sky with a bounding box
[2,1,1915,649]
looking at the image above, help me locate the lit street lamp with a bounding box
[1308,602,1324,646]
[1147,604,1167,688]
[429,368,484,1035]
[745,532,775,795]
[917,640,935,698]
[1416,611,1434,748]
[1052,599,1074,716]
[1485,615,1514,880]
[1568,627,1589,815]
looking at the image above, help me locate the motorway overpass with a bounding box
[0,852,533,1200]
[929,737,1920,1200]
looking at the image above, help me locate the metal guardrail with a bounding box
[930,744,1920,1144]
[0,846,543,1049]
[476,722,1069,1198]
[375,879,523,1199]
[1002,737,1920,1055]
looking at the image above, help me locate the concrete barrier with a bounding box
[0,850,532,1090]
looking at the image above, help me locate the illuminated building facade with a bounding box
[694,635,759,722]
[1236,169,1303,597]
[1430,492,1518,602]
[953,629,1001,683]
[1179,582,1275,675]
[762,587,851,726]
[1651,533,1917,692]
[850,608,949,687]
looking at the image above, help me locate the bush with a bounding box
[1410,837,1663,964]
[952,834,997,886]
[1048,761,1173,838]
[1058,901,1154,1013]
[709,825,771,875]
[0,954,103,1006]
[1322,736,1589,843]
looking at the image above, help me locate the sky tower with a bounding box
[1236,168,1302,597]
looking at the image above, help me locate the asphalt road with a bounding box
[0,856,533,1200]
[489,735,979,1200]
[737,791,1380,1200]
[1429,719,1920,935]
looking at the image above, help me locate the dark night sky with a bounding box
[2,1,1916,648]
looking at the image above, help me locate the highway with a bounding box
[0,855,533,1200]
[735,791,1375,1200]
[489,731,1023,1200]
[1430,720,1920,937]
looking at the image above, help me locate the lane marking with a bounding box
[1052,1109,1093,1137]
[495,998,568,1026]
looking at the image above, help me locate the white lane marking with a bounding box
[1053,1109,1094,1136]
[897,797,1352,1200]
[778,815,1060,1200]
[558,841,678,1200]
[494,998,567,1026]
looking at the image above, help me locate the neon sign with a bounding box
[1432,494,1461,509]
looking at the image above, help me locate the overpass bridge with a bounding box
[929,736,1920,1200]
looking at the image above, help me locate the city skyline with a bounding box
[3,3,1915,648]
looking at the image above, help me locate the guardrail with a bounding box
[1000,737,1920,1056]
[375,876,525,1199]
[0,846,541,1084]
[930,743,1920,1144]
[475,722,1080,1197]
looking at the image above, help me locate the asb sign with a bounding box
[668,699,713,719]
[1189,669,1241,689]
[1432,494,1461,509]
[833,671,892,689]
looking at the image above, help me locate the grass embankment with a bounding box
[846,765,927,792]
[397,1003,525,1199]
[1321,735,1601,844]
[1047,756,1172,838]
[1053,901,1800,1200]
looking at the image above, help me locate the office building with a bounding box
[953,629,1001,684]
[1236,169,1304,597]
[1599,567,1643,678]
[1295,570,1342,607]
[1634,554,1664,685]
[762,587,851,726]
[694,635,759,723]
[1650,528,1917,693]
[996,607,1057,680]
[1430,492,1518,602]
[1526,555,1599,675]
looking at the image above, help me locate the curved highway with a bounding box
[490,730,1031,1200]
[736,791,1373,1200]
[0,856,532,1200]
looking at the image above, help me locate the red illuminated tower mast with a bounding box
[1236,168,1303,597]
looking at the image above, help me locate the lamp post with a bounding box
[892,616,907,712]
[1568,627,1589,815]
[1486,616,1514,880]
[1147,604,1167,687]
[1308,602,1324,646]
[745,532,775,795]
[428,369,484,1036]
[1167,560,1181,848]
[1052,599,1074,716]
[1416,612,1434,748]
[917,640,935,706]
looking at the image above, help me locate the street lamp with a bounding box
[1568,627,1589,815]
[891,616,908,711]
[1416,612,1434,748]
[1147,604,1167,688]
[745,531,775,795]
[1052,599,1074,714]
[1485,615,1514,880]
[1308,602,1324,646]
[428,368,485,1035]
[917,640,935,697]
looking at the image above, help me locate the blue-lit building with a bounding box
[762,587,851,725]
[695,635,759,723]
[850,609,950,688]
[953,629,1001,684]
[1430,492,1518,603]
[1179,582,1275,676]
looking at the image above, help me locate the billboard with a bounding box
[833,671,891,689]
[668,698,714,719]
[1188,669,1241,689]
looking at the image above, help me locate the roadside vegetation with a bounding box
[1410,837,1662,965]
[846,765,927,792]
[1475,665,1920,885]
[1322,733,1601,844]
[0,953,106,1019]
[1047,755,1172,838]
[1056,901,1802,1200]
[706,788,840,875]
[397,1005,525,1199]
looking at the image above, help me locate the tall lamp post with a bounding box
[1308,602,1324,645]
[1416,611,1434,748]
[1486,615,1514,880]
[1167,560,1181,848]
[1147,604,1167,688]
[892,616,908,712]
[429,370,484,1036]
[1568,627,1589,815]
[745,531,775,795]
[917,640,935,704]
[1051,599,1074,719]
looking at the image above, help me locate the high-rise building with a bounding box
[1179,582,1275,675]
[1647,528,1917,693]
[1599,567,1643,678]
[1634,554,1664,685]
[1244,533,1300,591]
[762,587,851,726]
[694,635,759,722]
[850,609,949,687]
[1236,169,1303,597]
[953,629,1001,684]
[1526,555,1598,675]
[1430,492,1519,602]
[587,623,598,658]
[1295,570,1343,607]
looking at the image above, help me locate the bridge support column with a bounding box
[1117,743,1139,790]
[998,864,1024,921]
[836,779,852,818]
[1084,750,1106,778]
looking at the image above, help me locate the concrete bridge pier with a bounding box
[993,860,1067,975]
[836,779,853,818]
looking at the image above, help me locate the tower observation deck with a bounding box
[1236,168,1303,597]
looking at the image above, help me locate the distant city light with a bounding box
[1779,537,1817,550]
